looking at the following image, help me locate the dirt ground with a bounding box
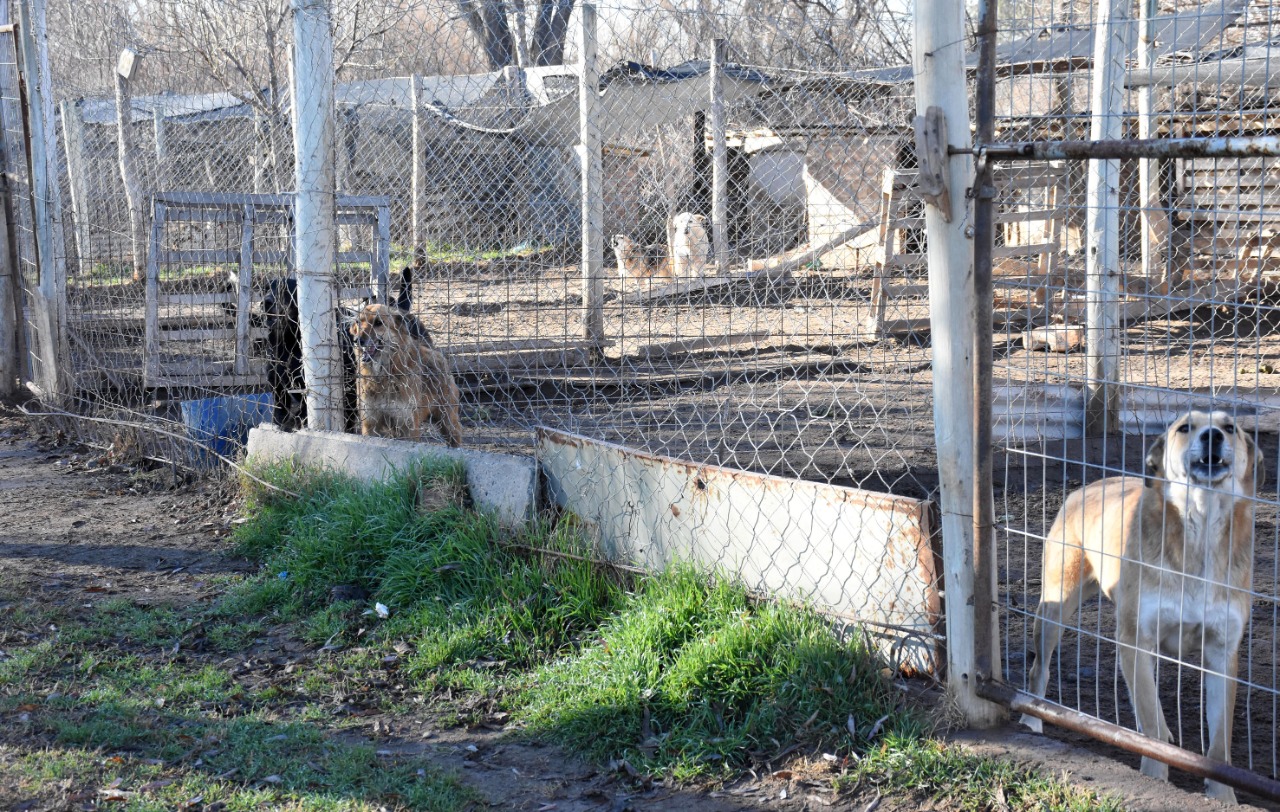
[3,406,1272,812]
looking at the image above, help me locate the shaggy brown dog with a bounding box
[349,303,462,447]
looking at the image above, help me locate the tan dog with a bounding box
[670,212,710,278]
[349,303,462,447]
[1023,411,1263,803]
[612,234,672,281]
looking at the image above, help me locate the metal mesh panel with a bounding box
[985,0,1280,793]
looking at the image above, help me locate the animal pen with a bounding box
[5,0,1280,801]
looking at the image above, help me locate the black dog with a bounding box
[263,268,426,432]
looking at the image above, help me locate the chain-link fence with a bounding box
[2,0,950,670]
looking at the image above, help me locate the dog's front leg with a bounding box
[1117,624,1172,782]
[1203,632,1242,804]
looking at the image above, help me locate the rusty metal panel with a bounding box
[536,427,941,674]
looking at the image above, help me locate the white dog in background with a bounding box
[670,212,711,279]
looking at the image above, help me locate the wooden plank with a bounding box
[158,291,237,307]
[161,326,267,342]
[18,0,70,402]
[994,241,1056,257]
[446,337,614,355]
[636,331,769,360]
[156,248,376,266]
[537,427,941,675]
[883,282,930,297]
[452,346,590,375]
[154,191,390,208]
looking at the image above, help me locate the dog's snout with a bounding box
[1208,426,1226,454]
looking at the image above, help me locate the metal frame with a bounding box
[144,191,391,390]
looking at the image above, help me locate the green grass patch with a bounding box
[844,735,1125,811]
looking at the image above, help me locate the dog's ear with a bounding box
[1144,433,1167,488]
[1246,430,1266,493]
[394,267,414,311]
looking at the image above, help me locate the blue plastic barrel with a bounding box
[180,392,274,466]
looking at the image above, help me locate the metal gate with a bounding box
[959,0,1280,801]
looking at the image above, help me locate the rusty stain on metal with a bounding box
[536,426,942,674]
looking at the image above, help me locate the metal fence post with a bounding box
[577,3,604,352]
[1084,0,1128,435]
[914,0,1004,727]
[291,0,343,432]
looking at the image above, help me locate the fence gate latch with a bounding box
[913,106,952,223]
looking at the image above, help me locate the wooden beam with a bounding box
[914,0,1002,726]
[291,0,342,431]
[1084,0,1128,435]
[577,4,605,351]
[113,54,147,285]
[710,39,729,275]
[59,99,90,279]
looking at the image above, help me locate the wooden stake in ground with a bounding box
[114,49,147,285]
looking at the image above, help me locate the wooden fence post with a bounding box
[17,0,68,403]
[1136,0,1168,285]
[1084,0,1127,435]
[914,0,1004,727]
[153,100,168,190]
[577,3,604,351]
[114,49,147,285]
[291,0,343,432]
[411,74,428,268]
[59,99,90,278]
[710,39,729,275]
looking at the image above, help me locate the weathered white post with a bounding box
[710,39,729,274]
[1137,0,1167,285]
[291,0,343,431]
[411,74,428,268]
[1084,0,1128,434]
[914,0,1004,726]
[577,3,604,350]
[153,101,168,190]
[18,0,68,402]
[114,48,147,285]
[59,100,91,279]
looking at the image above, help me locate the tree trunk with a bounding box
[532,0,574,66]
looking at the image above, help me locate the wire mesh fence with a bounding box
[3,0,950,670]
[24,0,945,494]
[982,0,1280,795]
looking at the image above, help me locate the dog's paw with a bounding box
[1018,713,1043,734]
[1205,780,1237,805]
